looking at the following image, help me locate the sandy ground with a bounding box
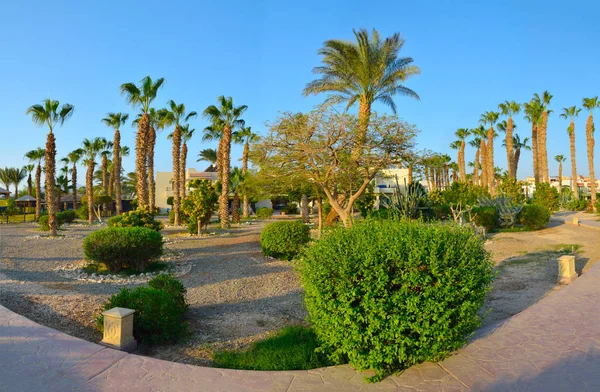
[0,214,598,366]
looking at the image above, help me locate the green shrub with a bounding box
[168,209,190,225]
[167,196,174,206]
[429,182,490,207]
[283,204,299,215]
[531,182,559,212]
[96,285,188,345]
[213,325,333,370]
[75,202,88,220]
[471,206,498,230]
[497,177,527,204]
[148,274,188,314]
[518,204,551,230]
[260,221,310,260]
[355,184,376,218]
[433,204,451,220]
[369,208,392,220]
[38,214,64,231]
[256,207,273,219]
[298,219,493,381]
[83,227,163,273]
[108,206,163,232]
[58,210,76,223]
[567,198,587,211]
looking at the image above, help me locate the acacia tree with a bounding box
[498,101,521,179]
[26,99,74,236]
[254,109,417,227]
[101,112,128,214]
[559,106,581,194]
[583,96,599,211]
[24,148,45,220]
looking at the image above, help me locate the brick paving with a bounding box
[2,262,600,391]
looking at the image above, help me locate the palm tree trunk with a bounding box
[147,125,156,212]
[172,125,181,225]
[586,114,596,212]
[216,138,224,183]
[71,164,77,210]
[569,123,578,195]
[180,142,187,200]
[540,111,549,182]
[532,123,540,183]
[35,164,42,220]
[219,126,232,228]
[480,140,487,188]
[113,129,122,214]
[101,155,108,214]
[506,117,515,179]
[487,126,495,195]
[354,101,372,159]
[242,142,250,218]
[27,174,32,197]
[473,149,479,185]
[408,164,413,183]
[514,147,522,178]
[45,133,58,236]
[232,192,240,223]
[136,114,149,207]
[316,193,323,237]
[301,194,310,223]
[459,141,466,181]
[87,160,94,224]
[558,162,563,189]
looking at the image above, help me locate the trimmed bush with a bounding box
[260,221,310,260]
[83,227,163,273]
[298,219,493,381]
[148,274,188,314]
[108,206,163,232]
[58,210,76,223]
[283,204,299,215]
[532,182,559,212]
[38,214,64,231]
[471,206,497,230]
[256,207,273,219]
[96,285,188,345]
[75,202,88,220]
[518,204,551,230]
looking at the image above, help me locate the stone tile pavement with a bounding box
[2,262,600,391]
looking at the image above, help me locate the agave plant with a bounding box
[478,194,523,227]
[380,177,431,220]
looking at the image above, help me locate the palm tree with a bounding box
[101,112,128,214]
[203,96,247,228]
[180,124,195,199]
[583,97,599,212]
[479,111,500,194]
[99,139,113,213]
[559,106,581,194]
[535,91,553,183]
[468,138,481,185]
[24,164,35,197]
[24,148,45,220]
[65,149,83,209]
[303,28,420,157]
[202,123,224,181]
[234,125,259,217]
[230,167,244,223]
[0,168,10,196]
[56,160,70,210]
[120,76,164,207]
[512,134,531,178]
[122,172,137,199]
[523,99,544,183]
[197,148,218,169]
[160,101,197,225]
[146,108,161,210]
[472,126,487,187]
[26,99,74,236]
[8,167,26,198]
[82,137,106,223]
[498,101,521,179]
[555,155,566,189]
[453,128,470,182]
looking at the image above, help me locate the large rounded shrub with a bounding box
[148,274,188,314]
[298,219,493,380]
[96,284,188,345]
[518,204,551,230]
[83,227,163,273]
[260,220,310,260]
[256,207,274,219]
[58,210,76,223]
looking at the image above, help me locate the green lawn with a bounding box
[1,213,36,223]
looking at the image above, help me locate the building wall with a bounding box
[155,168,218,212]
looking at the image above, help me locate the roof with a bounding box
[59,194,86,202]
[0,187,10,195]
[15,195,36,202]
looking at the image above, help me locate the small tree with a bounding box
[181,179,218,235]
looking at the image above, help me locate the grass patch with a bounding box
[548,244,581,254]
[212,325,334,371]
[490,226,533,233]
[83,261,169,276]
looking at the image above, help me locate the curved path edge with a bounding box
[2,263,600,391]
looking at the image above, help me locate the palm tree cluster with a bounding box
[0,167,27,199]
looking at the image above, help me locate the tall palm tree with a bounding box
[159,101,197,225]
[57,160,70,210]
[99,139,113,213]
[453,128,470,182]
[559,106,581,194]
[472,126,488,187]
[24,164,35,197]
[179,124,195,199]
[203,96,247,228]
[498,101,521,179]
[202,123,224,180]
[0,168,11,196]
[230,167,244,223]
[26,99,74,236]
[303,28,420,157]
[468,137,481,185]
[531,91,553,182]
[24,148,45,220]
[101,112,128,214]
[65,149,83,209]
[82,137,105,223]
[583,97,599,212]
[555,155,566,189]
[479,111,500,194]
[234,125,259,217]
[146,108,161,210]
[196,148,218,169]
[523,99,544,183]
[7,167,26,199]
[120,76,164,207]
[512,134,531,178]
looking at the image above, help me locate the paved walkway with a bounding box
[2,263,600,391]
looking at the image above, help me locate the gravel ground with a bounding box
[1,215,598,366]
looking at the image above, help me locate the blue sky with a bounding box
[2,0,600,181]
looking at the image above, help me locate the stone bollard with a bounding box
[572,217,579,225]
[100,307,137,352]
[557,255,577,285]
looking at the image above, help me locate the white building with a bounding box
[155,168,218,212]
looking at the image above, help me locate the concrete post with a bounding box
[558,255,577,285]
[100,307,137,352]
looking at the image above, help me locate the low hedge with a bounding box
[83,227,163,273]
[298,219,493,381]
[260,220,310,261]
[96,276,188,345]
[283,204,299,215]
[471,206,497,230]
[256,207,273,219]
[518,204,551,230]
[38,214,64,231]
[108,207,164,232]
[58,210,76,223]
